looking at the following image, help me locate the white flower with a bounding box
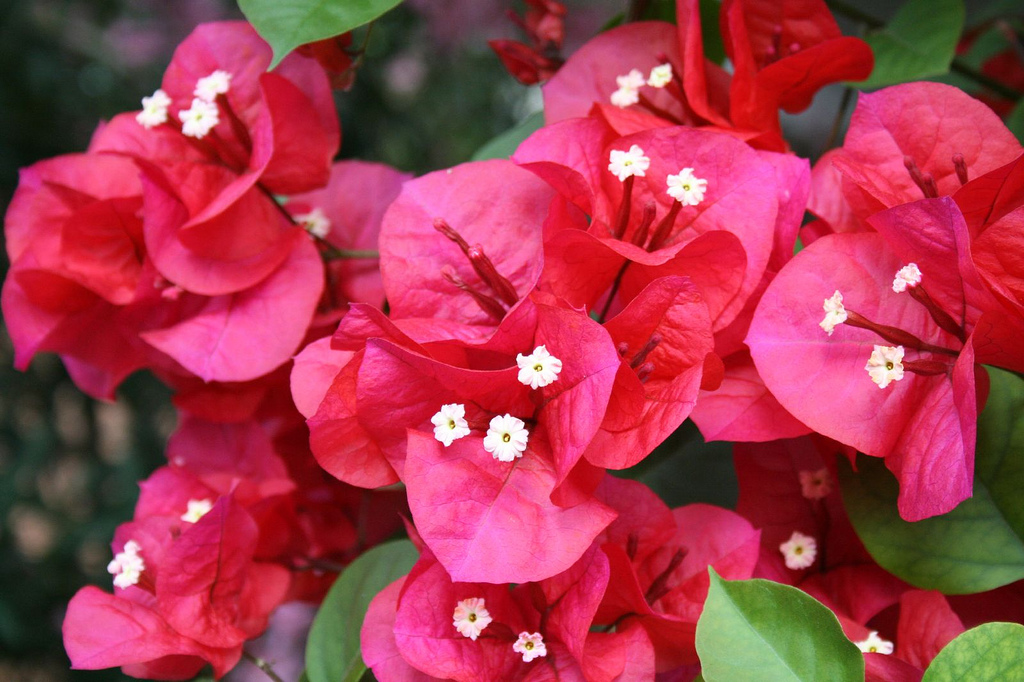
[516,345,563,389]
[865,345,905,389]
[608,144,651,182]
[799,468,832,500]
[647,63,673,88]
[819,290,847,336]
[483,414,529,462]
[136,89,171,129]
[452,597,493,641]
[666,168,708,206]
[181,498,213,523]
[610,69,645,108]
[295,207,332,239]
[779,531,817,570]
[107,540,146,589]
[610,86,640,108]
[892,263,922,293]
[431,403,471,447]
[513,632,547,662]
[616,68,645,91]
[179,98,220,138]
[194,70,232,102]
[855,631,894,655]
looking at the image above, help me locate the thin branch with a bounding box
[320,246,381,260]
[243,650,286,682]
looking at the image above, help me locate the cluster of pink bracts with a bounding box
[4,0,1024,679]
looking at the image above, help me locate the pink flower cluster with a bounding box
[3,0,1024,679]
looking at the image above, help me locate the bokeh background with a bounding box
[0,0,1018,680]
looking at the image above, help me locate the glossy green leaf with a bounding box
[857,0,965,89]
[695,570,864,682]
[922,622,1024,681]
[471,111,544,161]
[841,368,1024,594]
[305,540,419,682]
[238,0,405,69]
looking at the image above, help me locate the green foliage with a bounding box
[695,570,864,682]
[923,622,1024,681]
[238,0,406,68]
[856,0,965,89]
[305,540,419,682]
[698,0,725,66]
[615,421,737,509]
[1008,100,1024,145]
[841,368,1024,594]
[471,111,545,161]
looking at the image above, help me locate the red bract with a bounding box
[64,498,290,678]
[543,0,871,149]
[584,276,714,468]
[594,478,761,670]
[335,295,620,582]
[688,350,810,442]
[2,154,156,397]
[515,119,789,333]
[489,0,566,85]
[747,196,1024,518]
[368,543,655,681]
[721,0,874,141]
[288,161,411,320]
[832,82,1022,223]
[952,152,1024,313]
[379,159,552,331]
[1,21,358,395]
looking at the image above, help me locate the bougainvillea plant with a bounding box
[4,0,1024,680]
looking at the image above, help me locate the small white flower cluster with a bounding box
[137,70,234,138]
[179,98,220,139]
[452,597,493,641]
[892,263,922,293]
[431,403,472,447]
[180,498,214,523]
[430,346,563,461]
[181,70,231,138]
[137,89,172,129]
[194,70,232,102]
[608,145,651,182]
[610,63,673,107]
[107,540,146,589]
[855,630,894,655]
[483,414,531,462]
[452,598,547,662]
[819,290,847,336]
[294,207,332,239]
[516,344,563,389]
[666,167,708,205]
[779,530,817,570]
[865,345,905,389]
[513,631,548,662]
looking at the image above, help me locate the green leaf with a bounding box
[856,0,965,89]
[238,0,405,69]
[470,111,545,161]
[1008,100,1024,146]
[305,539,419,682]
[699,0,725,66]
[922,622,1024,681]
[695,570,864,682]
[841,368,1024,594]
